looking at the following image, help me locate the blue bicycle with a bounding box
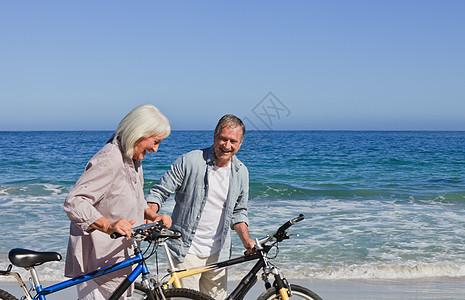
[0,222,213,300]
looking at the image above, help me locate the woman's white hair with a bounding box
[112,104,170,159]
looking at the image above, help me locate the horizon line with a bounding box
[1,129,464,132]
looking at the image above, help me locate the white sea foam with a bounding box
[42,184,66,195]
[2,259,465,283]
[306,262,465,280]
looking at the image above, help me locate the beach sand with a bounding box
[1,278,464,299]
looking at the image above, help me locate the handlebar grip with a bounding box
[277,214,305,233]
[110,232,124,239]
[294,214,305,223]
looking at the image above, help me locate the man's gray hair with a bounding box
[214,114,245,141]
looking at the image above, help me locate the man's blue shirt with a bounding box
[147,146,249,262]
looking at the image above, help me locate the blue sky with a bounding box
[1,1,464,131]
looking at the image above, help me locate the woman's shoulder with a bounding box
[87,143,124,167]
[94,142,121,157]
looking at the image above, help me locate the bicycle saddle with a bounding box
[8,248,62,268]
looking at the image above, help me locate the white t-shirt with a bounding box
[189,163,231,257]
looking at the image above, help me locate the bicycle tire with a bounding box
[164,288,215,300]
[257,284,323,300]
[133,282,214,300]
[131,282,155,300]
[0,289,18,300]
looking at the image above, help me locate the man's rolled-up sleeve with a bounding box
[146,156,185,210]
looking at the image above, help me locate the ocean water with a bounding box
[1,130,465,282]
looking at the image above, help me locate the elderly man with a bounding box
[147,114,254,299]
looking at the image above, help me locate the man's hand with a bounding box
[233,222,255,253]
[144,207,172,228]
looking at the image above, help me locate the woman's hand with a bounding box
[108,219,137,238]
[91,217,136,238]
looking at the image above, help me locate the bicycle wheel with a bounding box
[0,289,18,300]
[133,283,214,300]
[131,282,154,300]
[257,284,322,300]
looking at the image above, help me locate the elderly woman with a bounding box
[63,104,172,299]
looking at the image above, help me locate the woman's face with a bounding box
[132,135,164,161]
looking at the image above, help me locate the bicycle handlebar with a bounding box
[276,214,304,233]
[256,214,305,246]
[110,221,165,239]
[112,215,304,247]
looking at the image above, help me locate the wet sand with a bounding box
[1,278,464,299]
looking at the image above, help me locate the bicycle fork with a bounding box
[261,256,292,300]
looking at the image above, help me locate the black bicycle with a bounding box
[136,214,322,300]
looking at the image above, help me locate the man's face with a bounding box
[213,126,243,167]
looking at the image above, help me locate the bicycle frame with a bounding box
[156,214,307,300]
[2,240,153,300]
[160,241,289,300]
